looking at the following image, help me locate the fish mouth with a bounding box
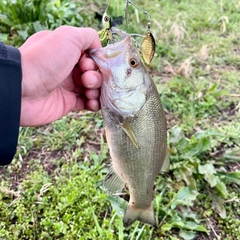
[87,35,131,72]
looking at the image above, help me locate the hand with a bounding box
[19,26,102,126]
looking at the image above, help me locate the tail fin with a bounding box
[123,203,156,227]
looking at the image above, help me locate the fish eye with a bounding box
[129,58,139,68]
[104,16,110,22]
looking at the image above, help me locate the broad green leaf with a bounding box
[215,180,228,199]
[33,21,47,32]
[200,136,211,151]
[182,211,199,223]
[161,220,208,233]
[176,137,188,152]
[179,221,208,232]
[107,195,127,216]
[193,133,211,151]
[171,187,199,209]
[212,195,226,219]
[169,127,183,144]
[177,167,197,190]
[178,167,192,184]
[198,163,217,187]
[219,171,240,185]
[198,164,228,197]
[181,135,211,157]
[179,229,196,240]
[161,223,173,233]
[182,141,203,157]
[17,29,29,40]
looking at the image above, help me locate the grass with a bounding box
[0,0,240,239]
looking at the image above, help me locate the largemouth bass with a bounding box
[88,28,169,227]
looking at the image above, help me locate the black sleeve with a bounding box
[0,42,22,165]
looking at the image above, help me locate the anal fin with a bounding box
[120,122,139,149]
[103,165,125,194]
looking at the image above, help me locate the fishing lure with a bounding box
[98,0,114,43]
[141,31,155,65]
[98,12,113,42]
[141,19,155,65]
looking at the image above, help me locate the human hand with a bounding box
[19,26,102,126]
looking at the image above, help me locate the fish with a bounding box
[88,28,169,227]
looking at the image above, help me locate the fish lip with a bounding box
[87,36,131,71]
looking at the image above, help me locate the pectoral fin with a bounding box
[103,165,125,194]
[120,122,139,149]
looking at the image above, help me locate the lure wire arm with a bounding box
[125,0,155,64]
[125,0,152,30]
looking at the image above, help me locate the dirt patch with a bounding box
[0,149,66,189]
[233,46,240,56]
[196,217,224,240]
[226,162,240,172]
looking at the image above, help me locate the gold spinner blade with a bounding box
[141,30,155,65]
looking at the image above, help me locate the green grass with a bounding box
[1,0,240,239]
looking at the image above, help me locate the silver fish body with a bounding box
[88,29,168,227]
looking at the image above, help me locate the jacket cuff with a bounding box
[0,42,22,165]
